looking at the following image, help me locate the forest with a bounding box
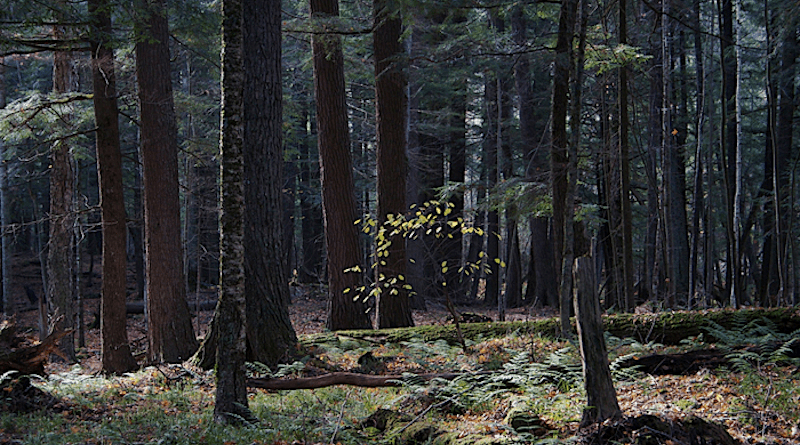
[1,0,800,443]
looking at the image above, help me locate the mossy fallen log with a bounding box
[302,307,800,347]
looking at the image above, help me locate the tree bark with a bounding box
[88,0,138,374]
[241,0,297,363]
[374,0,412,328]
[552,0,579,335]
[214,0,251,424]
[618,0,635,312]
[135,0,199,363]
[0,58,10,316]
[48,17,77,362]
[574,257,622,427]
[311,0,372,330]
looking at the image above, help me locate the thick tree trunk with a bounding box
[311,0,372,330]
[88,0,138,374]
[48,19,77,362]
[214,0,251,425]
[374,0,412,328]
[241,0,297,363]
[512,6,557,309]
[135,0,198,363]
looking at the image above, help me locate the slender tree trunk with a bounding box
[311,0,372,330]
[298,93,324,283]
[135,0,198,362]
[374,0,412,328]
[552,0,579,335]
[731,0,744,307]
[720,0,738,306]
[48,19,77,362]
[689,0,705,308]
[0,58,10,316]
[645,1,663,303]
[214,0,251,424]
[618,0,634,312]
[484,69,500,308]
[89,0,138,373]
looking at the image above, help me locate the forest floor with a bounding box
[2,253,800,444]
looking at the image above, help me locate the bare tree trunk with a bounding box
[89,0,138,373]
[552,0,579,335]
[618,0,634,312]
[0,58,10,316]
[135,0,199,362]
[311,0,372,330]
[374,0,412,328]
[48,18,77,362]
[214,0,251,424]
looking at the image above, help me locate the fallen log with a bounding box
[620,349,730,375]
[248,371,464,390]
[0,319,71,376]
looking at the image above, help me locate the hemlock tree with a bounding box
[88,0,137,373]
[135,0,198,363]
[374,0,412,329]
[214,0,250,424]
[311,0,372,330]
[48,14,77,362]
[195,0,297,370]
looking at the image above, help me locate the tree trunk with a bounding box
[484,67,500,308]
[689,0,705,308]
[214,0,251,424]
[374,0,412,328]
[618,0,635,312]
[298,93,324,284]
[48,18,77,362]
[720,0,738,306]
[0,58,10,316]
[574,257,622,427]
[512,6,557,309]
[135,0,199,362]
[552,0,578,335]
[311,0,372,330]
[88,0,138,374]
[242,0,297,363]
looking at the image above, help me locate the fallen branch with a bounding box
[0,324,71,376]
[248,371,465,390]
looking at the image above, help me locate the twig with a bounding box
[329,388,352,445]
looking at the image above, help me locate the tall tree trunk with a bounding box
[0,58,10,316]
[731,0,744,307]
[689,0,706,308]
[298,93,324,283]
[774,10,797,305]
[374,0,412,328]
[484,68,500,308]
[311,0,372,330]
[135,0,198,362]
[48,18,77,362]
[618,0,634,312]
[552,0,579,335]
[89,0,138,373]
[512,6,557,309]
[242,0,297,363]
[720,0,738,306]
[215,0,250,424]
[662,0,689,307]
[645,1,663,303]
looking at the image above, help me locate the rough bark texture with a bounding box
[0,59,10,315]
[552,0,578,335]
[89,0,137,374]
[573,257,622,427]
[135,0,198,363]
[214,0,251,424]
[241,0,297,364]
[48,21,77,362]
[311,0,372,330]
[374,0,412,329]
